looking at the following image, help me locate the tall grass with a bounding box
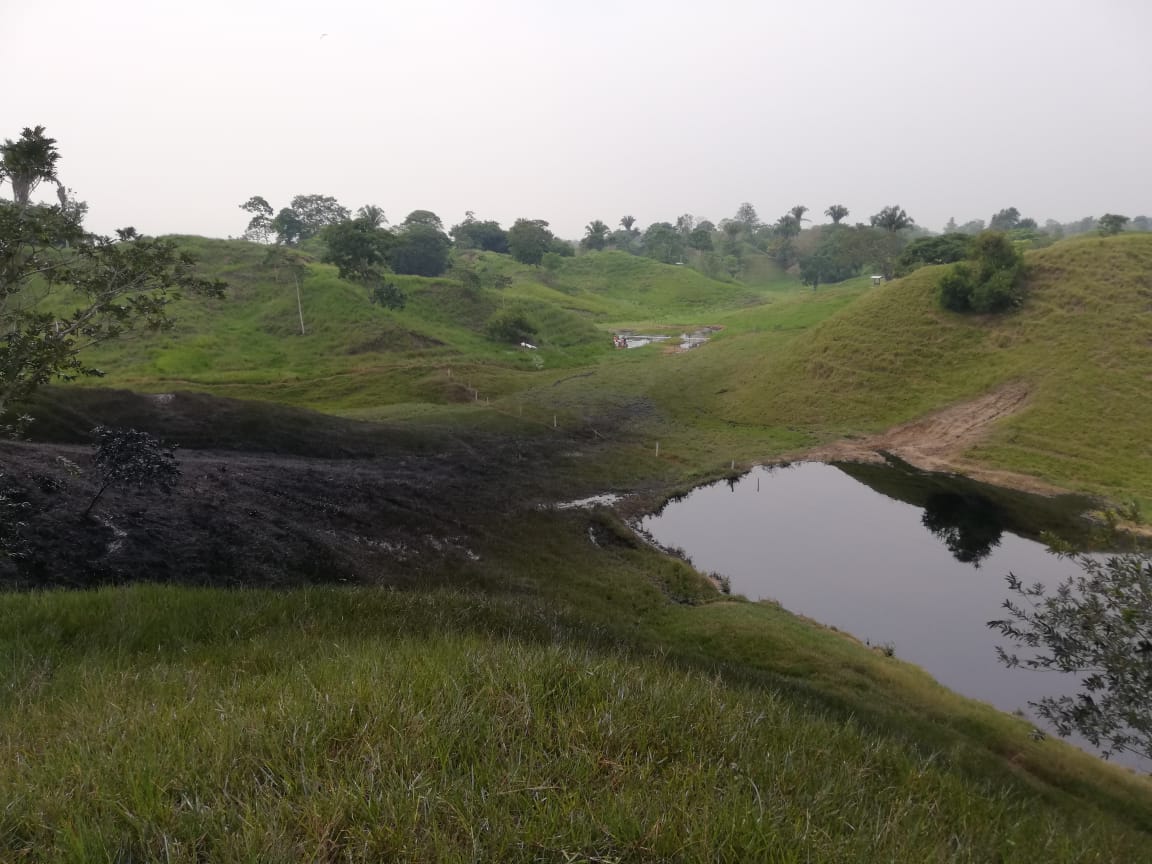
[2,585,1150,862]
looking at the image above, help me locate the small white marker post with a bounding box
[655,441,660,457]
[731,460,735,470]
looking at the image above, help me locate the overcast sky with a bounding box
[4,0,1150,239]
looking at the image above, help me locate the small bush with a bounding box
[369,281,407,311]
[87,426,181,517]
[485,309,537,345]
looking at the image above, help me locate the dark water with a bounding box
[640,461,1147,768]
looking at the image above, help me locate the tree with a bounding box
[271,208,306,246]
[355,204,387,227]
[988,207,1021,232]
[687,225,714,252]
[869,205,915,233]
[619,215,636,233]
[507,219,554,265]
[894,233,973,277]
[798,250,831,291]
[640,222,686,264]
[450,212,508,253]
[290,194,349,240]
[239,196,274,243]
[582,219,610,251]
[549,238,575,257]
[675,214,696,235]
[85,426,180,518]
[1,128,226,426]
[1,126,61,208]
[402,210,444,230]
[321,217,393,282]
[734,202,760,232]
[391,223,451,276]
[789,205,809,225]
[774,214,801,239]
[825,204,849,225]
[1098,214,1130,236]
[989,552,1152,760]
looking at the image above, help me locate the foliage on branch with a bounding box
[1,148,226,422]
[86,426,181,517]
[988,553,1152,760]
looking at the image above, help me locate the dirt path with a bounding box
[794,381,1067,496]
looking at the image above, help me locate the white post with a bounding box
[655,441,660,457]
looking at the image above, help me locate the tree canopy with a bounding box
[824,204,849,225]
[582,220,610,251]
[0,126,225,427]
[0,126,61,207]
[507,219,554,266]
[391,223,451,277]
[1098,214,1130,236]
[450,212,508,253]
[869,205,915,233]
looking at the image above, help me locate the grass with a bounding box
[4,576,1152,862]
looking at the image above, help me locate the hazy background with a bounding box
[4,0,1149,239]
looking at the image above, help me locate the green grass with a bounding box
[696,233,1152,502]
[4,574,1152,862]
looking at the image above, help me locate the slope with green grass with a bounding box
[698,234,1152,501]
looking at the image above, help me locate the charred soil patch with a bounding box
[0,388,633,590]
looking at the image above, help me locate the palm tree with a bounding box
[583,220,610,251]
[789,205,809,225]
[356,204,387,227]
[0,126,61,208]
[869,205,915,233]
[825,204,849,225]
[775,214,801,239]
[619,215,636,233]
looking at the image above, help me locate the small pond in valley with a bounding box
[640,460,1147,767]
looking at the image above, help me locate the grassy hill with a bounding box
[627,233,1152,503]
[9,233,1152,859]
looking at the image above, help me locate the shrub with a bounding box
[86,427,181,517]
[937,232,1025,313]
[485,309,537,345]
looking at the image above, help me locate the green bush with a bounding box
[485,309,537,344]
[938,232,1025,313]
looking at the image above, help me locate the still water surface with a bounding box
[640,461,1144,766]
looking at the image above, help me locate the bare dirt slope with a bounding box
[801,382,1065,495]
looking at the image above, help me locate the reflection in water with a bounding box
[921,492,1004,566]
[638,462,1151,768]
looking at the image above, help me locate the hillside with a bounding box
[6,233,1152,859]
[688,234,1152,502]
[76,240,764,416]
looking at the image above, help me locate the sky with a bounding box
[4,0,1150,239]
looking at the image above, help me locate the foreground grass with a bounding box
[3,584,1151,863]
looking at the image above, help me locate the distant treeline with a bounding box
[236,195,1148,289]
